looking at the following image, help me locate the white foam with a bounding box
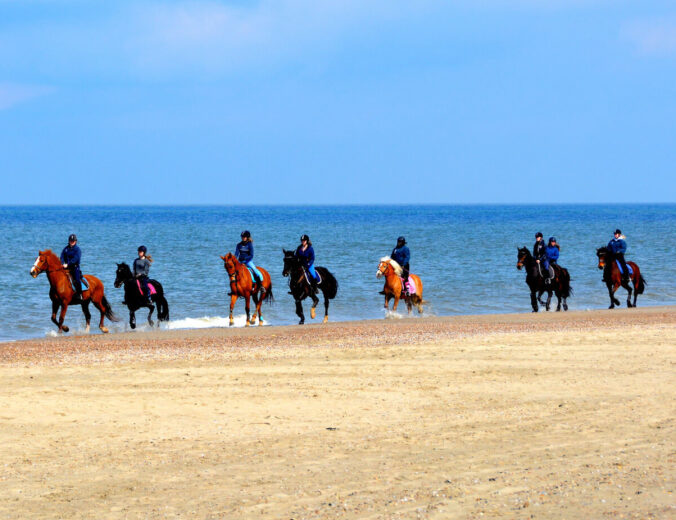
[166,314,267,330]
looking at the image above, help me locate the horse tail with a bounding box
[157,295,170,321]
[101,295,121,322]
[319,268,338,299]
[265,285,274,305]
[637,274,647,295]
[560,268,572,299]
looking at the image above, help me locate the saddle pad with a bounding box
[70,276,89,292]
[303,269,322,285]
[402,276,417,295]
[136,280,157,296]
[615,260,633,275]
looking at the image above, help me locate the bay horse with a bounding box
[596,246,646,308]
[114,263,170,329]
[516,247,571,312]
[221,253,273,326]
[376,257,424,315]
[282,249,338,324]
[30,249,119,333]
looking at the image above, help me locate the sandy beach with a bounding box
[1,307,674,519]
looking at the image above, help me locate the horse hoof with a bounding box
[100,326,109,333]
[149,320,154,327]
[310,308,316,320]
[323,316,328,324]
[245,321,250,327]
[85,326,90,334]
[299,320,304,325]
[563,304,568,311]
[62,325,70,332]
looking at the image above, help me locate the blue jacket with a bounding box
[235,241,254,263]
[391,245,410,267]
[60,244,81,267]
[295,245,315,268]
[545,245,559,263]
[608,237,627,254]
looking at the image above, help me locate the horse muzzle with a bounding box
[516,263,523,270]
[114,280,122,288]
[376,271,383,278]
[598,264,604,270]
[30,268,39,278]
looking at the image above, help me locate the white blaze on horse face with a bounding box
[30,256,41,276]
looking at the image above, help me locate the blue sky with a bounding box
[1,0,675,204]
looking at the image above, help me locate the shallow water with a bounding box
[2,204,674,341]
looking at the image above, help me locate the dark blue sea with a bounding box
[2,204,675,342]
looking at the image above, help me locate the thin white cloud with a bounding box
[0,83,53,110]
[625,18,676,56]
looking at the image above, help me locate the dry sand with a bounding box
[0,307,674,519]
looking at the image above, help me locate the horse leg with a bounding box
[607,283,617,309]
[310,293,319,320]
[295,299,305,325]
[555,292,562,312]
[545,291,552,312]
[323,295,329,324]
[229,294,237,326]
[633,278,639,307]
[51,300,63,331]
[530,290,538,312]
[392,294,400,312]
[129,309,136,329]
[82,301,92,333]
[250,293,259,326]
[245,295,251,326]
[147,303,155,326]
[624,281,633,308]
[384,292,390,311]
[537,290,546,306]
[57,303,70,333]
[406,297,412,315]
[253,293,263,326]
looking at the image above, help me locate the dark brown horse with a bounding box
[596,247,646,308]
[517,247,571,312]
[30,250,119,333]
[376,257,424,314]
[221,253,273,326]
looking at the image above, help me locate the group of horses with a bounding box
[29,243,646,334]
[516,246,646,313]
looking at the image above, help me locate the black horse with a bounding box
[516,247,572,312]
[114,263,170,329]
[282,249,338,324]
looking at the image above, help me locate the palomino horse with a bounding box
[516,247,572,312]
[114,262,170,329]
[376,257,424,314]
[596,247,646,309]
[282,249,338,324]
[221,253,273,326]
[30,250,119,333]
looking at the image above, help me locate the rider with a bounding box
[295,234,319,291]
[235,231,265,294]
[544,237,560,282]
[133,245,153,303]
[532,232,549,283]
[608,229,630,282]
[60,233,83,299]
[391,236,411,296]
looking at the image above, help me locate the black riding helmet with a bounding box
[68,234,77,242]
[138,245,147,253]
[300,234,309,242]
[535,232,543,238]
[548,237,556,244]
[615,229,622,235]
[397,236,406,244]
[241,230,251,238]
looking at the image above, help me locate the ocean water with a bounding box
[1,204,675,342]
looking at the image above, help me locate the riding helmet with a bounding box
[615,229,622,235]
[535,232,543,238]
[548,237,556,243]
[68,234,77,242]
[397,236,406,244]
[300,234,310,242]
[138,245,147,253]
[241,230,251,238]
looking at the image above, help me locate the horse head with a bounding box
[31,250,58,278]
[114,262,133,288]
[282,249,297,277]
[376,257,399,278]
[516,247,530,270]
[596,246,608,270]
[221,252,239,282]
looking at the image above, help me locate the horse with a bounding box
[282,249,338,324]
[221,253,273,326]
[113,263,170,329]
[376,257,424,315]
[516,247,572,312]
[596,247,646,309]
[30,249,119,333]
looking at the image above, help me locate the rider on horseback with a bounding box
[544,237,560,283]
[533,232,550,283]
[608,229,630,283]
[235,231,265,294]
[295,234,319,292]
[60,234,83,299]
[391,236,411,296]
[133,245,153,304]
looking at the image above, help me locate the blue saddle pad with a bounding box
[70,276,89,292]
[615,260,633,275]
[246,267,258,282]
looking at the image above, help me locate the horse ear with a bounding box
[220,255,226,260]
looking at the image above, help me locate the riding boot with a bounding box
[311,279,319,294]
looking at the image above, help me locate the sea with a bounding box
[1,204,675,342]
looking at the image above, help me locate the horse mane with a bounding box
[381,256,403,276]
[41,249,62,267]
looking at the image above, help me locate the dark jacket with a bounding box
[533,240,546,260]
[608,237,627,254]
[545,245,560,263]
[391,245,410,267]
[235,241,254,263]
[133,257,151,278]
[295,245,315,268]
[60,244,81,267]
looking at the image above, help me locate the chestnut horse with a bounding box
[221,253,273,326]
[30,250,119,333]
[376,257,424,314]
[596,246,646,308]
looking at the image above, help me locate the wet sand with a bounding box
[1,307,674,518]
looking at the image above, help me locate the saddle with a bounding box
[302,268,321,286]
[136,279,157,297]
[615,260,633,275]
[400,276,417,296]
[66,271,89,292]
